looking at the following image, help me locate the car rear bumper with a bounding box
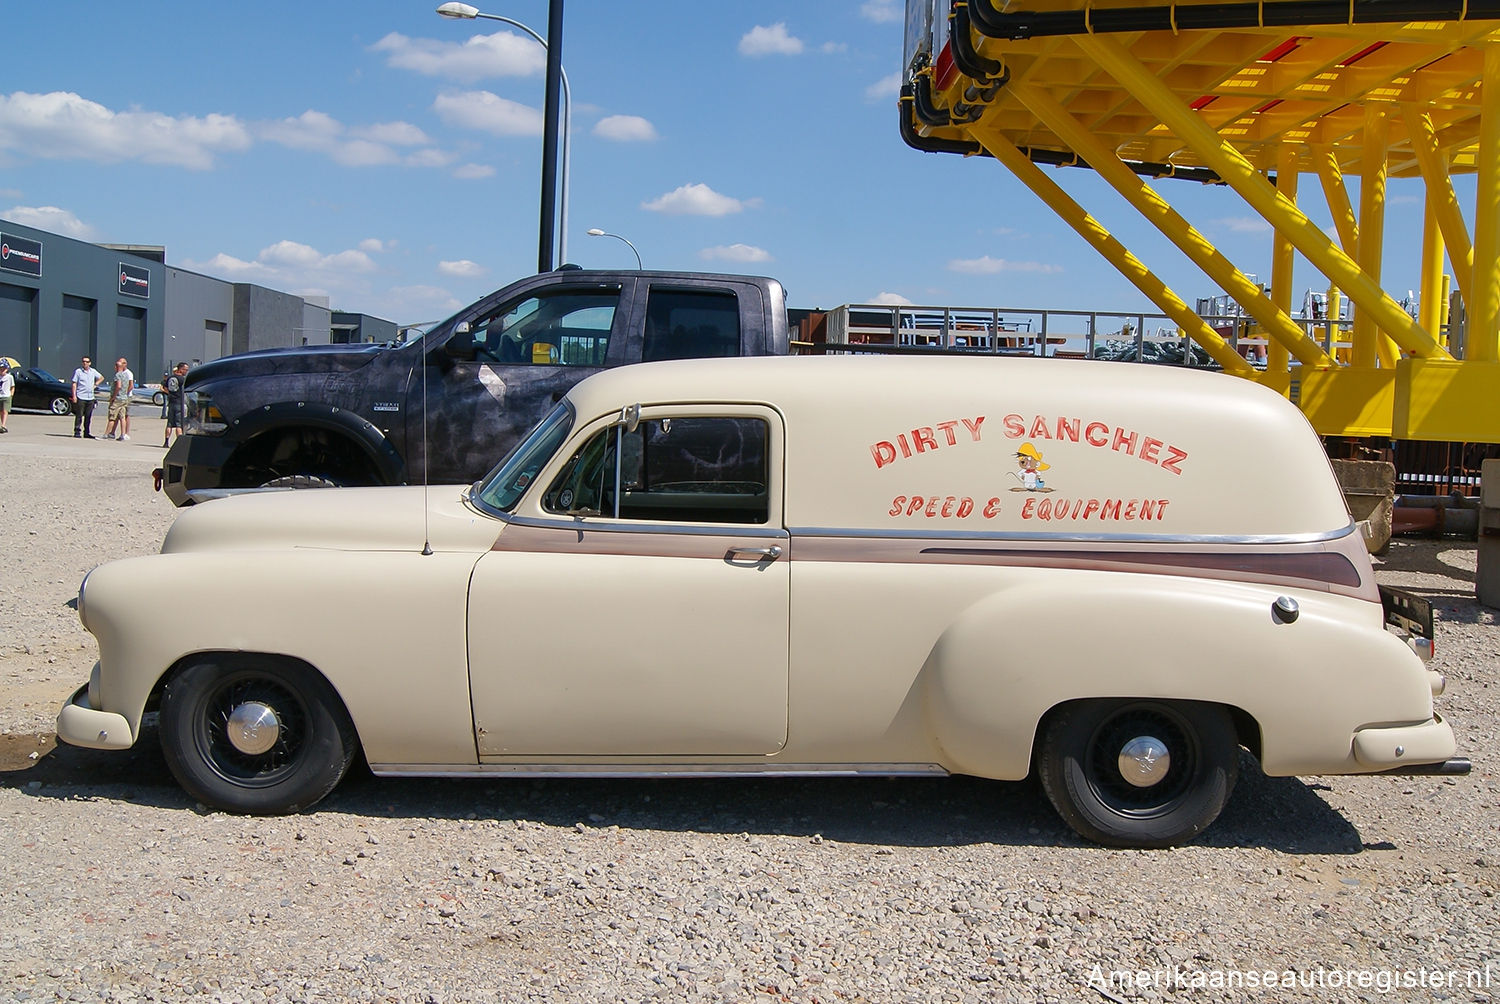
[1351,714,1464,773]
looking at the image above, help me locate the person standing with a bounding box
[103,357,135,441]
[0,360,12,433]
[70,355,104,438]
[162,362,188,447]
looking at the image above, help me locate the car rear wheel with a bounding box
[159,656,356,814]
[1038,698,1238,848]
[50,396,71,415]
[153,390,166,407]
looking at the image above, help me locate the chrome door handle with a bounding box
[727,545,783,562]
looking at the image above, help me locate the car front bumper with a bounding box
[56,678,135,751]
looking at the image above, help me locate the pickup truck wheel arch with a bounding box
[218,404,406,488]
[158,655,358,814]
[1037,698,1239,848]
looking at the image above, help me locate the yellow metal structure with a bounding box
[901,0,1500,440]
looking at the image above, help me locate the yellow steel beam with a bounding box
[1353,104,1401,369]
[1403,106,1475,305]
[1312,145,1359,253]
[1419,200,1447,342]
[1074,32,1453,361]
[965,124,1258,378]
[1269,144,1299,390]
[1471,44,1500,363]
[1007,82,1333,369]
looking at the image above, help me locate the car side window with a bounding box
[544,416,768,524]
[468,289,618,366]
[641,289,741,362]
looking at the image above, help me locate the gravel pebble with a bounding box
[1,411,1497,1001]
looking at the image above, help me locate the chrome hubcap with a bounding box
[1117,735,1171,787]
[226,701,282,756]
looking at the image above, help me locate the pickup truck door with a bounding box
[466,406,789,757]
[406,278,638,484]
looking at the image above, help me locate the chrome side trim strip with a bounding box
[369,762,949,779]
[502,513,788,538]
[785,521,1358,546]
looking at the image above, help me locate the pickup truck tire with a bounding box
[159,656,358,815]
[261,475,342,490]
[1038,698,1238,848]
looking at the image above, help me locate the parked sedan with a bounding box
[12,367,74,415]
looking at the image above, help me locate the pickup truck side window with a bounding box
[469,290,617,366]
[544,417,768,524]
[641,290,741,361]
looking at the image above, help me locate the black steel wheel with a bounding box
[159,657,356,814]
[1038,699,1238,848]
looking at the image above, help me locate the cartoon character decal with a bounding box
[1009,442,1053,492]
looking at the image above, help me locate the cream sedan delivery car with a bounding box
[57,356,1466,847]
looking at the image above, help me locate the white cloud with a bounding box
[439,259,485,277]
[358,238,391,254]
[183,239,383,290]
[740,23,804,56]
[2,205,96,239]
[870,291,913,305]
[1212,216,1272,234]
[821,42,848,54]
[434,90,542,137]
[642,183,752,217]
[258,110,445,167]
[371,31,544,84]
[453,163,496,179]
[387,285,465,321]
[0,90,250,170]
[700,243,773,264]
[861,0,903,24]
[593,115,658,142]
[947,255,1062,275]
[865,72,902,102]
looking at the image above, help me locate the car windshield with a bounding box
[29,368,58,382]
[471,401,574,514]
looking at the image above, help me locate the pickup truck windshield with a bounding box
[472,401,574,513]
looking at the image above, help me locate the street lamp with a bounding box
[586,229,642,269]
[437,2,570,270]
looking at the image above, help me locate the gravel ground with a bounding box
[2,407,1497,1003]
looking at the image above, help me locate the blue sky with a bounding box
[1,1,1447,325]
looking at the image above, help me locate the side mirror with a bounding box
[444,326,478,362]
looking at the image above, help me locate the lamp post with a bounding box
[586,228,642,269]
[437,2,569,271]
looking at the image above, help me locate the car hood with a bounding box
[160,485,503,555]
[186,343,392,385]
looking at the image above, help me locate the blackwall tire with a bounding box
[159,657,356,814]
[259,475,342,490]
[1038,699,1238,848]
[50,397,71,415]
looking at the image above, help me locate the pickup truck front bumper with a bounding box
[160,432,236,506]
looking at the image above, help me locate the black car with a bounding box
[12,368,73,415]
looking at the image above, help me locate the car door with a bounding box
[466,405,789,757]
[406,278,637,484]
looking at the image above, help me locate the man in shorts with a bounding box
[162,362,189,447]
[103,357,134,441]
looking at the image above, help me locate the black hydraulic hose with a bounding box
[899,87,1226,183]
[950,5,1006,81]
[912,74,953,127]
[967,0,1500,41]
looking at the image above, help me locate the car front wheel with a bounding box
[159,656,356,814]
[51,396,71,415]
[1038,698,1238,848]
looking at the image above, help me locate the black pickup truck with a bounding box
[160,269,790,505]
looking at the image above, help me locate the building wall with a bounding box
[1,218,165,378]
[164,267,234,370]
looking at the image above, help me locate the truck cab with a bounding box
[160,270,789,505]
